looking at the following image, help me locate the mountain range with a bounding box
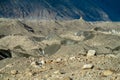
[0,0,120,21]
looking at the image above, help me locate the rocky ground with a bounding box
[0,18,120,80]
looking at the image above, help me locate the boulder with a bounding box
[44,44,61,55]
[75,30,94,40]
[0,35,43,58]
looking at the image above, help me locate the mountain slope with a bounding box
[0,0,120,21]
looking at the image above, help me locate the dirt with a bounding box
[0,18,120,80]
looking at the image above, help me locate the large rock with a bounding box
[74,31,94,40]
[0,35,43,58]
[44,44,61,55]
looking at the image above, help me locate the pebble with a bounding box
[54,70,66,74]
[11,70,18,75]
[54,70,60,74]
[56,58,62,62]
[102,70,113,76]
[59,70,66,74]
[87,50,96,57]
[40,60,45,65]
[69,56,76,60]
[82,64,94,69]
[6,64,13,68]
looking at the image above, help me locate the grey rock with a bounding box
[75,31,94,40]
[61,39,78,45]
[44,44,61,55]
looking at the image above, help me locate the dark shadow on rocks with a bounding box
[20,21,34,33]
[0,49,11,60]
[93,27,106,32]
[12,45,37,58]
[0,35,5,39]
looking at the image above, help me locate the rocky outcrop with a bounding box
[0,35,43,58]
[0,0,120,21]
[0,19,34,36]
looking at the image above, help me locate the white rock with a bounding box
[69,56,76,60]
[56,58,62,62]
[11,70,18,75]
[54,70,60,74]
[102,70,113,76]
[82,64,94,69]
[87,50,96,57]
[40,60,45,65]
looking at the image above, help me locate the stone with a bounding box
[87,50,96,57]
[40,60,45,65]
[59,70,66,74]
[54,70,66,74]
[69,56,76,60]
[11,70,18,75]
[56,58,62,62]
[44,44,61,55]
[82,64,94,69]
[102,70,113,76]
[54,70,60,74]
[75,31,94,40]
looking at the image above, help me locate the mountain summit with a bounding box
[0,0,120,21]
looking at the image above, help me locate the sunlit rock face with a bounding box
[0,0,120,21]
